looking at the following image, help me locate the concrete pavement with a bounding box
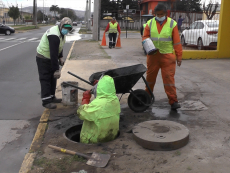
[22,34,230,172]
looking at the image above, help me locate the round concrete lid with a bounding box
[132,120,189,150]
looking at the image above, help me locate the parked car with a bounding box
[0,23,15,35]
[181,20,219,50]
[73,22,77,26]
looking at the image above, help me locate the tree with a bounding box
[50,5,59,19]
[8,5,20,25]
[59,8,78,21]
[203,1,219,20]
[37,10,44,21]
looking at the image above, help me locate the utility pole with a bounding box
[33,0,37,27]
[85,0,88,27]
[87,0,91,30]
[93,0,100,40]
[43,0,44,21]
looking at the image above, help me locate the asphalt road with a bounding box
[0,24,79,173]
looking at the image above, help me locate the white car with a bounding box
[181,20,219,50]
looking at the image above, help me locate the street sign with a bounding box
[149,9,152,15]
[123,9,136,14]
[126,5,129,9]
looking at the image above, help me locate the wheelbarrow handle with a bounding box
[68,71,93,86]
[62,82,88,92]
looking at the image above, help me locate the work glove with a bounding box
[81,90,92,105]
[59,57,65,66]
[54,70,61,79]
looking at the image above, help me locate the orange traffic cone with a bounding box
[116,34,121,48]
[101,32,107,46]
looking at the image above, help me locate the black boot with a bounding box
[52,97,62,103]
[171,102,181,110]
[43,103,57,109]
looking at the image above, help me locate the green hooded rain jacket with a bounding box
[77,75,120,144]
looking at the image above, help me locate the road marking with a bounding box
[15,38,27,41]
[4,38,15,41]
[27,38,38,41]
[0,41,26,52]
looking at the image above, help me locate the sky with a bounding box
[3,0,93,11]
[3,0,221,11]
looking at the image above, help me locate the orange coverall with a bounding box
[143,17,182,105]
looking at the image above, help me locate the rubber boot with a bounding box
[43,103,57,109]
[52,97,62,103]
[171,102,181,110]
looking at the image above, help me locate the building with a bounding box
[140,0,176,16]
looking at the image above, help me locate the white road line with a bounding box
[15,38,27,41]
[0,41,26,52]
[27,38,38,41]
[0,38,5,40]
[4,38,16,41]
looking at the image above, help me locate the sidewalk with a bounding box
[20,36,230,173]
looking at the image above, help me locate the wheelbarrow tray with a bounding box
[89,64,147,94]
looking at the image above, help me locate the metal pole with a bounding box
[126,8,128,38]
[93,0,99,40]
[88,0,91,30]
[43,0,44,21]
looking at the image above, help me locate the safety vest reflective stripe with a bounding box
[173,42,181,46]
[150,37,173,41]
[170,19,175,28]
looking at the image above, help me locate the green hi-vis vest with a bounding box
[37,26,65,59]
[143,23,147,29]
[109,22,118,33]
[147,17,177,54]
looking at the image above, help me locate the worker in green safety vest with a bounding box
[104,17,121,49]
[36,17,73,109]
[142,4,183,110]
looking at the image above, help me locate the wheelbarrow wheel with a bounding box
[128,89,151,113]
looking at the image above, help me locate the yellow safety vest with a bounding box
[109,22,118,33]
[37,26,65,59]
[147,17,177,54]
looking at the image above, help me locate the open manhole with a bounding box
[133,120,189,150]
[65,124,120,143]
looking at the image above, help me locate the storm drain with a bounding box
[65,124,120,143]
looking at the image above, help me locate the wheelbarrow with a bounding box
[63,64,155,112]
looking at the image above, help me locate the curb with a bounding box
[19,41,76,173]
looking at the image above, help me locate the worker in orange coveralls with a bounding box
[142,4,182,110]
[104,17,121,49]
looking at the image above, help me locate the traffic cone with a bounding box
[101,32,107,46]
[116,34,121,48]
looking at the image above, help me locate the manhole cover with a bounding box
[132,120,189,150]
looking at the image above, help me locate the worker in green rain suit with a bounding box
[77,75,120,144]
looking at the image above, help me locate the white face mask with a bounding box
[155,16,166,22]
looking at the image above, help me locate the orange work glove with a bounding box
[81,90,92,105]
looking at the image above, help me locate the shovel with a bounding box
[48,145,111,168]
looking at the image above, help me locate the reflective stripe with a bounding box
[150,37,158,41]
[170,19,174,28]
[42,96,52,100]
[151,37,172,41]
[173,42,181,46]
[149,19,153,38]
[164,84,175,86]
[160,37,172,41]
